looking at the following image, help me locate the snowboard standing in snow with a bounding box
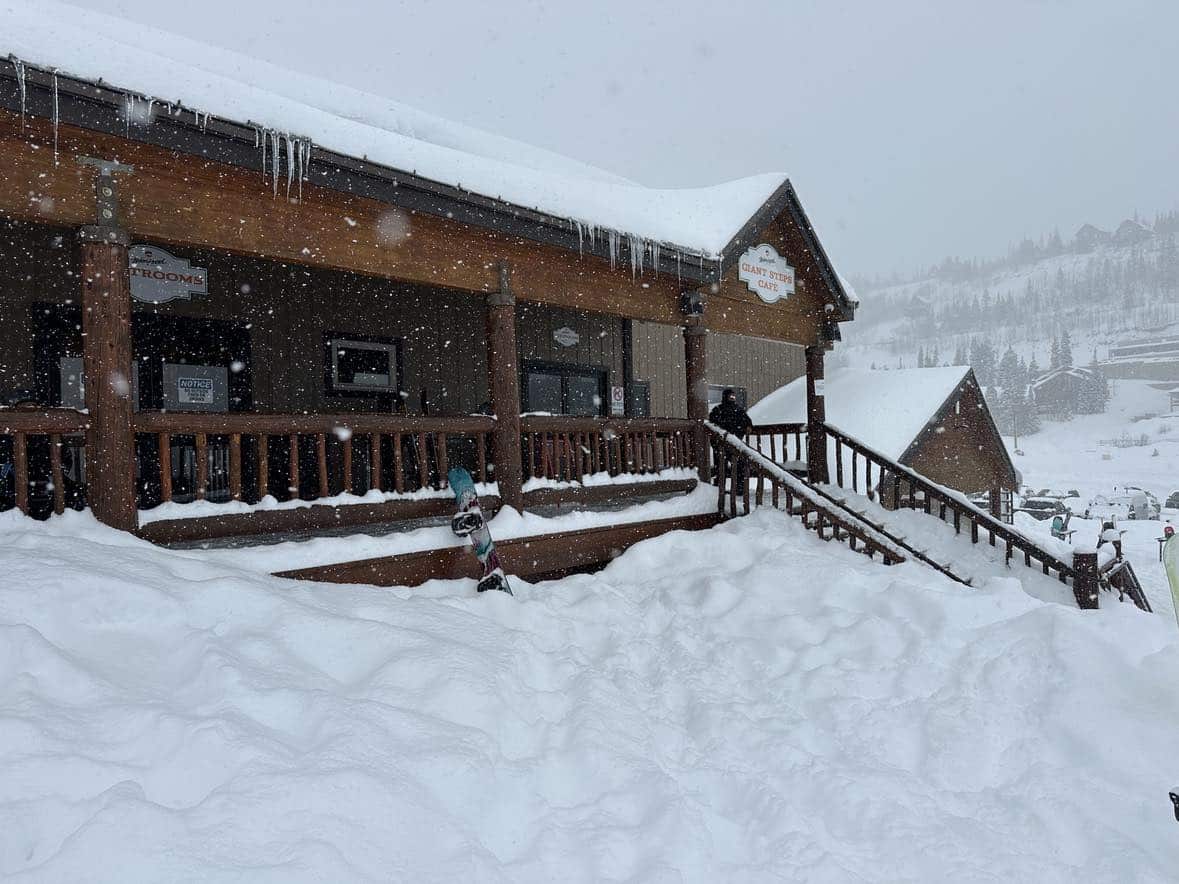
[1162,533,1179,629]
[448,466,511,595]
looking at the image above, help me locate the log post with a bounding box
[805,344,829,485]
[79,224,138,531]
[1072,550,1100,609]
[684,315,709,483]
[487,263,524,511]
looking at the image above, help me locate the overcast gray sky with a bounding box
[70,0,1179,277]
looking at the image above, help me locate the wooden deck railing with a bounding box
[132,412,495,508]
[745,422,808,467]
[0,408,89,517]
[520,416,697,483]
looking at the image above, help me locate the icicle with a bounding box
[299,140,311,200]
[651,241,660,275]
[607,230,619,269]
[12,57,27,126]
[270,131,280,198]
[51,70,59,164]
[259,128,267,185]
[284,134,295,199]
[675,250,682,282]
[576,221,584,256]
[628,234,641,278]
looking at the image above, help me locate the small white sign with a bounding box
[610,385,625,415]
[177,376,214,405]
[553,326,580,348]
[738,243,795,305]
[813,378,825,396]
[129,244,208,304]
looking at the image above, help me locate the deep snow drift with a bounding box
[3,508,1178,881]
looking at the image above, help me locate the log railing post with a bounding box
[79,222,138,530]
[1072,550,1100,609]
[805,344,829,485]
[684,315,710,484]
[487,264,524,510]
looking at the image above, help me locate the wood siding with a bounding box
[631,320,805,418]
[516,302,625,392]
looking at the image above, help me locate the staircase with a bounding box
[709,423,1152,612]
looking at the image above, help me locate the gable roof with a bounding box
[749,366,973,461]
[0,0,853,310]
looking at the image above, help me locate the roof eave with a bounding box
[0,57,720,283]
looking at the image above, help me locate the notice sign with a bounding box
[610,385,625,415]
[129,244,208,304]
[177,376,214,405]
[738,244,795,305]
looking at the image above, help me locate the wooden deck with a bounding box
[273,512,721,587]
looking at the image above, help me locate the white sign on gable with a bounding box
[129,244,209,304]
[738,243,795,305]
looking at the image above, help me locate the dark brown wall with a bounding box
[904,381,1018,494]
[0,219,632,416]
[516,302,625,392]
[0,220,77,393]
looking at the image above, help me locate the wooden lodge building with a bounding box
[0,37,854,558]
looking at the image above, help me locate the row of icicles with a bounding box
[8,53,707,279]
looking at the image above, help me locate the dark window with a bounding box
[324,335,401,396]
[628,381,651,417]
[525,371,563,414]
[522,362,606,416]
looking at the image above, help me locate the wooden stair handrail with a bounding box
[823,421,1078,584]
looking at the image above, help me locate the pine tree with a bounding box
[1049,335,1061,370]
[1060,329,1074,368]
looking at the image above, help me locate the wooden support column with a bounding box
[79,224,138,531]
[487,263,524,511]
[805,345,829,485]
[1072,550,1100,609]
[683,316,710,483]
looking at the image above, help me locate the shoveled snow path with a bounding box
[1,509,1178,881]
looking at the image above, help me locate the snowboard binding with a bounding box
[451,511,485,537]
[476,570,509,594]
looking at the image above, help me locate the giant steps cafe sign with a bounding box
[738,243,795,305]
[129,245,209,304]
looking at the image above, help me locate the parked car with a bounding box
[1165,490,1179,510]
[1016,497,1069,521]
[1124,486,1162,520]
[1088,491,1159,521]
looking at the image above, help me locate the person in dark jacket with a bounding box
[709,388,752,436]
[709,388,752,489]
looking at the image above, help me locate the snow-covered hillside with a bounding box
[3,507,1178,881]
[842,217,1179,371]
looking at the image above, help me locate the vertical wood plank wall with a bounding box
[631,320,806,418]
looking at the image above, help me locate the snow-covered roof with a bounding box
[749,366,971,460]
[0,0,788,259]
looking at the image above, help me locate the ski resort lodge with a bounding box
[1,14,1136,611]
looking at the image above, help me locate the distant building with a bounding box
[1099,335,1179,382]
[1030,366,1109,416]
[750,366,1019,520]
[1074,223,1111,253]
[1113,219,1153,246]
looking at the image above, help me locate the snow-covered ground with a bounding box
[3,504,1179,881]
[999,378,1179,622]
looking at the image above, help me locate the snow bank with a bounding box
[749,366,970,460]
[0,0,784,257]
[2,507,1179,881]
